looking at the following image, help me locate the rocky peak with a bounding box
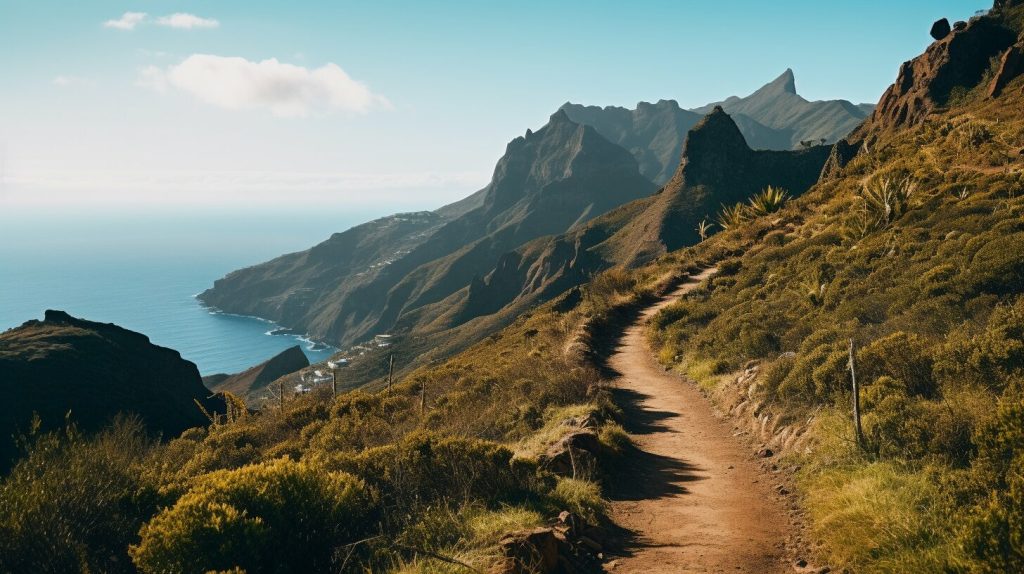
[762,68,797,95]
[678,107,752,184]
[483,112,638,214]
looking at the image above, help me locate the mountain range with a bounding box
[198,70,873,392]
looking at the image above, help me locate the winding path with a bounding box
[606,269,793,573]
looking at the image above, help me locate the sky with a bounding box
[0,0,986,214]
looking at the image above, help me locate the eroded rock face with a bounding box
[990,42,1024,98]
[867,16,1017,132]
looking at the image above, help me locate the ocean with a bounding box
[0,206,415,375]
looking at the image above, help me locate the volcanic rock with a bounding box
[930,18,951,41]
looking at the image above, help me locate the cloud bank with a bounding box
[140,55,389,117]
[103,12,146,30]
[156,13,220,29]
[2,169,485,209]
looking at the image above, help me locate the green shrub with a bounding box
[858,331,937,397]
[317,432,542,511]
[964,233,1024,296]
[130,458,370,574]
[0,417,156,574]
[935,299,1024,392]
[598,422,632,454]
[862,377,933,459]
[961,388,1024,571]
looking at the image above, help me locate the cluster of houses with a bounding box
[292,334,395,394]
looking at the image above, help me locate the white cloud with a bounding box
[104,12,147,31]
[140,54,390,117]
[156,13,219,29]
[52,75,96,88]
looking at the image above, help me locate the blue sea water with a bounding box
[0,206,412,375]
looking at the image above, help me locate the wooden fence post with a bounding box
[420,380,426,418]
[848,338,864,449]
[332,368,338,397]
[279,380,285,412]
[387,353,395,393]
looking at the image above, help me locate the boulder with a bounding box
[930,18,951,41]
[990,43,1024,98]
[542,431,602,476]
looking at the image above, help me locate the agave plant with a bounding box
[748,186,790,217]
[696,219,715,241]
[861,177,917,228]
[716,203,750,231]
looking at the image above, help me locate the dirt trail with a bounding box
[606,269,792,573]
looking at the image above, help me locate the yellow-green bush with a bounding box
[0,417,157,574]
[962,387,1024,572]
[315,431,543,511]
[130,458,370,574]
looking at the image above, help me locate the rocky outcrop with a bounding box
[206,345,309,399]
[864,15,1017,133]
[0,311,222,470]
[819,138,862,182]
[493,512,605,574]
[990,42,1024,98]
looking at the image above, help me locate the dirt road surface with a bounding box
[606,269,793,573]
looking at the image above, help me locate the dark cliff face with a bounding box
[0,311,220,470]
[200,113,655,349]
[206,345,309,400]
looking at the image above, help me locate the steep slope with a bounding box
[645,3,1024,570]
[204,345,309,400]
[693,69,872,149]
[200,112,656,348]
[0,310,221,470]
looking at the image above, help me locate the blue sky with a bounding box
[0,0,985,212]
